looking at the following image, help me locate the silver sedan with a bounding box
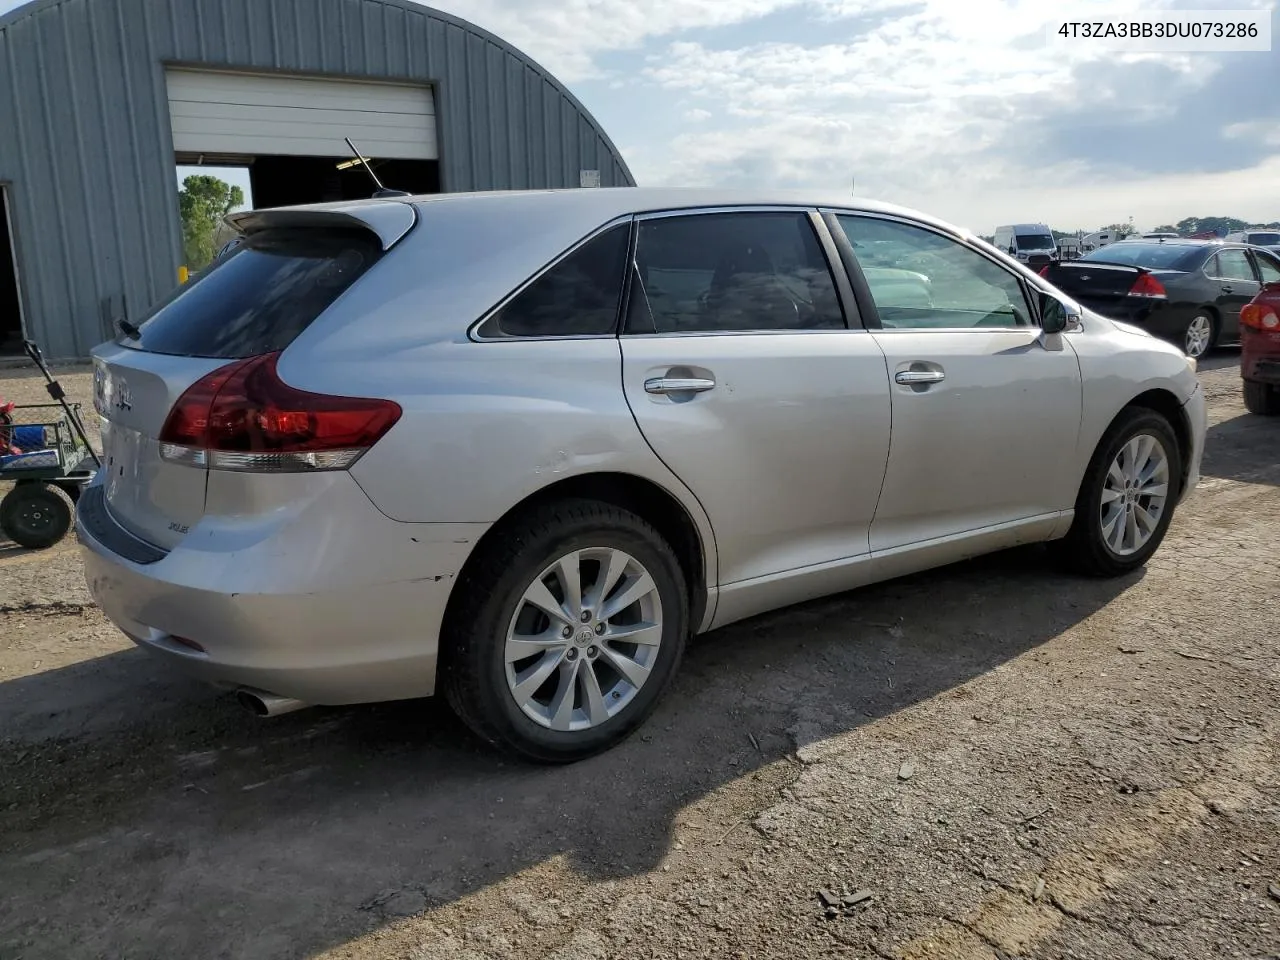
[77,188,1207,761]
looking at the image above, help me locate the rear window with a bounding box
[121,228,382,358]
[1079,242,1202,270]
[1247,232,1280,246]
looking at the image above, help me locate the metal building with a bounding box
[0,0,635,359]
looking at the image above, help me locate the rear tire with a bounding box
[0,482,73,549]
[1057,408,1182,578]
[1182,312,1216,359]
[440,498,689,763]
[1243,379,1280,416]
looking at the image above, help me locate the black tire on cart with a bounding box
[0,481,74,549]
[56,481,85,504]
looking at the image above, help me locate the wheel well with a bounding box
[1122,389,1193,490]
[449,473,710,631]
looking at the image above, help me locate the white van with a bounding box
[992,223,1058,267]
[1224,227,1280,255]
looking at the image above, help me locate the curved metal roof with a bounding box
[0,0,635,357]
[0,0,631,184]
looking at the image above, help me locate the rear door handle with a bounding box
[1221,285,1234,293]
[644,376,715,395]
[895,369,945,385]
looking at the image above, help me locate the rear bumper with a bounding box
[76,472,487,705]
[1241,328,1280,383]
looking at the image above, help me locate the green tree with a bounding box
[178,175,244,271]
[1173,216,1249,238]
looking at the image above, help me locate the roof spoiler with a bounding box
[223,200,418,251]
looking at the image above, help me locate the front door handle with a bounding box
[895,369,945,385]
[644,376,716,395]
[1221,284,1234,293]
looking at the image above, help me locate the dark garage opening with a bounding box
[250,156,440,208]
[0,187,22,355]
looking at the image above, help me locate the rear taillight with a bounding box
[1241,302,1280,331]
[1038,266,1050,277]
[1128,272,1167,298]
[158,353,401,472]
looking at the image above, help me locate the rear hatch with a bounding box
[90,201,414,552]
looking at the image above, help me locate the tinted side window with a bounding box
[837,216,1032,328]
[625,212,844,334]
[481,223,629,338]
[126,228,382,359]
[1217,249,1257,282]
[1255,251,1280,284]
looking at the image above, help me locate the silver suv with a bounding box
[78,189,1207,761]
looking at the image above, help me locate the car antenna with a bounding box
[343,136,410,199]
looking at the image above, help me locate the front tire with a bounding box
[1243,379,1280,416]
[440,498,689,763]
[1058,408,1183,577]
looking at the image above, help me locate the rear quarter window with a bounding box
[476,222,630,338]
[122,228,382,358]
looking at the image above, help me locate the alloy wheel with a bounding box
[504,548,664,731]
[1099,433,1171,556]
[1184,315,1213,358]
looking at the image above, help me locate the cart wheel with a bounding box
[1,482,73,549]
[56,481,84,505]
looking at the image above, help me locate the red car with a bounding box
[1241,282,1280,415]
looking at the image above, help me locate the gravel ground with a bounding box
[1,354,1277,960]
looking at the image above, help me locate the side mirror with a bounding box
[1040,293,1079,334]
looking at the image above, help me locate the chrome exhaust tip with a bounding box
[235,689,308,717]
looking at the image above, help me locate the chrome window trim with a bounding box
[632,203,817,221]
[1206,245,1257,284]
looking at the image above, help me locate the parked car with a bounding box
[1039,238,1280,359]
[1224,228,1280,256]
[77,189,1207,762]
[1240,282,1280,415]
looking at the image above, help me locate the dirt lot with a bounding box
[1,356,1278,960]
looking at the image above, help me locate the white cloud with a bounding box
[420,0,1280,230]
[425,0,813,81]
[625,0,1280,230]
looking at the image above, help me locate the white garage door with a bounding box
[165,68,437,160]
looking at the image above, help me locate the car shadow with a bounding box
[1200,413,1280,488]
[0,544,1139,960]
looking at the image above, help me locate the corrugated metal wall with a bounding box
[0,0,636,359]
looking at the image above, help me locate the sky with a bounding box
[7,0,1280,234]
[425,0,1280,234]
